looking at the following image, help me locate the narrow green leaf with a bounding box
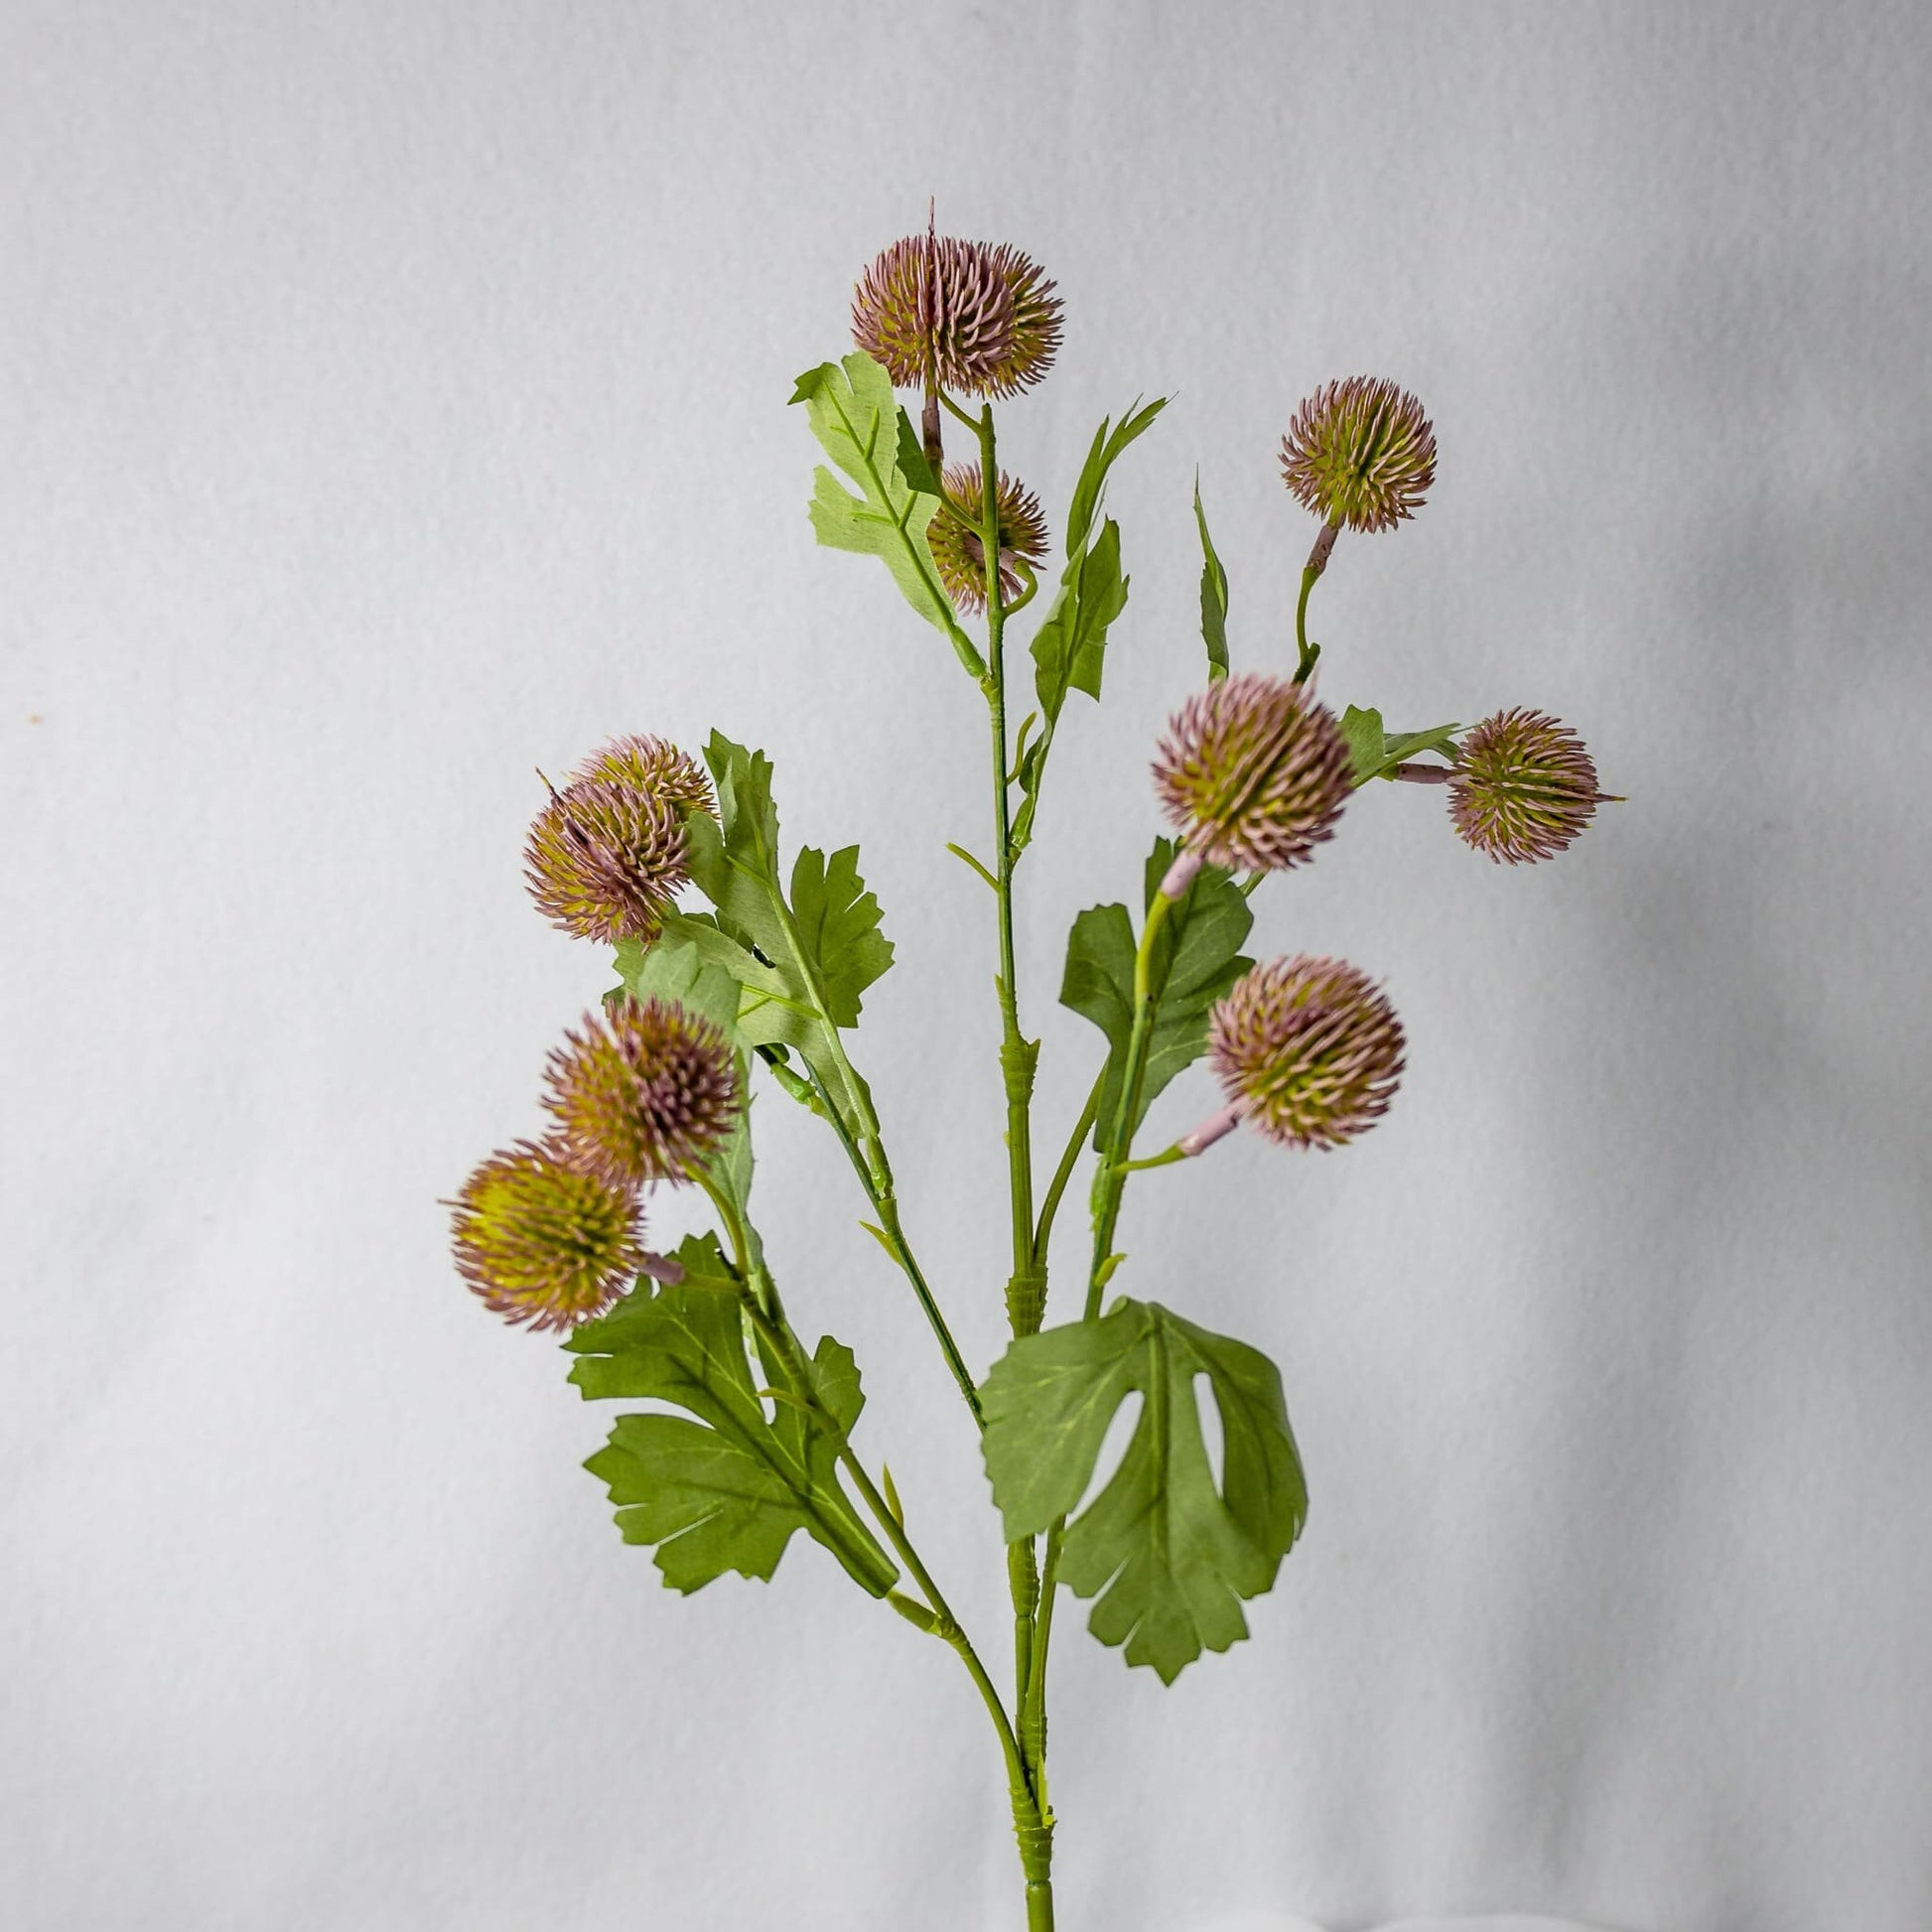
[1379,721,1463,767]
[567,1241,897,1598]
[1058,838,1254,1146]
[1012,398,1166,856]
[791,353,977,667]
[1066,396,1168,557]
[1338,704,1462,784]
[1193,475,1230,681]
[981,1296,1308,1683]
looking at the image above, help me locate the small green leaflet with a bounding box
[1058,837,1254,1148]
[980,1296,1308,1683]
[790,352,979,671]
[1193,476,1230,682]
[567,1235,897,1598]
[1013,396,1168,857]
[1065,396,1168,556]
[1338,704,1461,786]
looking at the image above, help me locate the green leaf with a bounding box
[1339,704,1461,785]
[1065,396,1168,557]
[788,845,894,1029]
[1010,399,1168,859]
[791,353,976,665]
[612,934,745,1039]
[1058,838,1254,1147]
[568,1237,897,1598]
[1193,476,1230,682]
[1380,721,1462,766]
[673,733,886,1143]
[981,1296,1308,1683]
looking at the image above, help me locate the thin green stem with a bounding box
[798,1058,983,1428]
[1116,1143,1186,1174]
[1294,516,1340,682]
[974,400,1056,1890]
[1084,889,1176,1320]
[1023,883,1181,1802]
[1032,1070,1104,1269]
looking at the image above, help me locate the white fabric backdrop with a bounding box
[5,3,1929,1929]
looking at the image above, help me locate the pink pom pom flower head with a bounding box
[852,230,1063,399]
[449,1138,644,1331]
[927,463,1050,613]
[542,996,739,1188]
[1152,670,1354,873]
[523,736,714,946]
[1280,376,1437,533]
[1208,956,1406,1152]
[1449,708,1608,864]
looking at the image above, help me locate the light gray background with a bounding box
[4,4,1928,1929]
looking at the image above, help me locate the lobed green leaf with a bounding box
[568,1238,897,1598]
[789,845,894,1030]
[981,1296,1308,1683]
[791,352,975,663]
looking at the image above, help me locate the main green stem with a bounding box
[1027,888,1177,1773]
[968,400,1054,1930]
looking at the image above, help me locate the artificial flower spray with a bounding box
[449,220,1616,1928]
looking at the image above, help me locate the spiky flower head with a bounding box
[449,1138,643,1331]
[1280,376,1438,532]
[851,230,1062,398]
[523,736,714,945]
[1209,956,1406,1151]
[573,735,713,816]
[1449,708,1607,864]
[927,463,1050,612]
[542,996,738,1187]
[1152,670,1353,872]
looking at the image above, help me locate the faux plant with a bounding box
[449,220,1616,1929]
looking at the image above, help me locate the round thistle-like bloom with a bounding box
[1449,708,1606,864]
[1208,956,1406,1151]
[572,734,713,817]
[1280,376,1437,532]
[1152,670,1354,872]
[523,737,713,945]
[449,1138,643,1331]
[542,996,739,1186]
[927,463,1050,612]
[852,232,1062,398]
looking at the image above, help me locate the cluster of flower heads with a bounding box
[451,995,740,1331]
[1449,708,1609,864]
[523,735,714,946]
[852,227,1062,399]
[461,729,740,1332]
[1153,670,1354,873]
[1280,375,1437,533]
[927,463,1051,613]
